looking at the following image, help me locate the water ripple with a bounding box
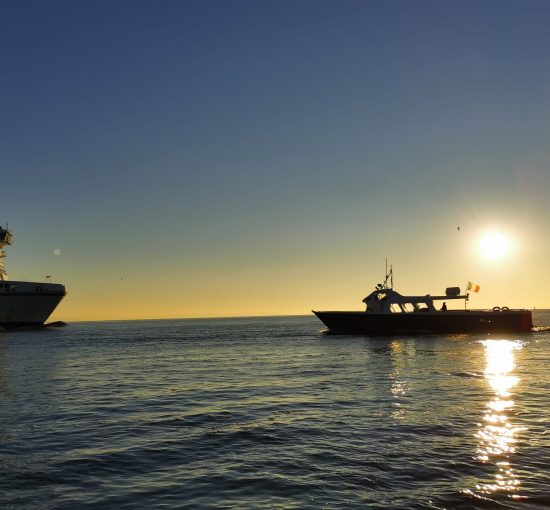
[1,313,550,509]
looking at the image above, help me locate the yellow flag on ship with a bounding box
[467,281,480,293]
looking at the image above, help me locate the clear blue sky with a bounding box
[2,0,550,319]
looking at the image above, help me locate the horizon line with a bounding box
[56,308,549,324]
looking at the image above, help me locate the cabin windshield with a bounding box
[389,302,424,313]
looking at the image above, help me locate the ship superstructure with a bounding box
[0,226,13,281]
[0,225,66,329]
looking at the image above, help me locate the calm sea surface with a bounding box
[1,312,549,509]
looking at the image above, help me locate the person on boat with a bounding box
[441,302,447,311]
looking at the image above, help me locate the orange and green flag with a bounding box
[467,281,480,293]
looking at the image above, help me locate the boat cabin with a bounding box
[362,286,467,314]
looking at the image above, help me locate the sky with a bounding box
[2,0,550,321]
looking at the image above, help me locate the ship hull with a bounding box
[0,281,66,329]
[313,310,533,335]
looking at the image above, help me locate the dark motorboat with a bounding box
[313,267,533,335]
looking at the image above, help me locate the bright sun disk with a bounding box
[480,232,511,260]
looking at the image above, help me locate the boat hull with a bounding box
[313,310,533,335]
[0,282,66,329]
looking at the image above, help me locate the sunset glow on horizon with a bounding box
[3,1,550,321]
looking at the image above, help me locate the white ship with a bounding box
[0,225,66,329]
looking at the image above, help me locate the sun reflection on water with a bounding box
[474,339,526,499]
[389,340,408,421]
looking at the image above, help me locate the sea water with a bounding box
[1,312,549,509]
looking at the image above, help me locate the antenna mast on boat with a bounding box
[384,259,393,289]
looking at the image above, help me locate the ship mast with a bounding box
[0,225,13,281]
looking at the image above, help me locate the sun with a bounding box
[479,231,511,260]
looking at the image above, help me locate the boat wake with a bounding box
[531,326,550,333]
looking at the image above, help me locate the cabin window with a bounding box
[390,304,402,313]
[403,303,414,313]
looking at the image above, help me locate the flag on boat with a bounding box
[467,281,480,293]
